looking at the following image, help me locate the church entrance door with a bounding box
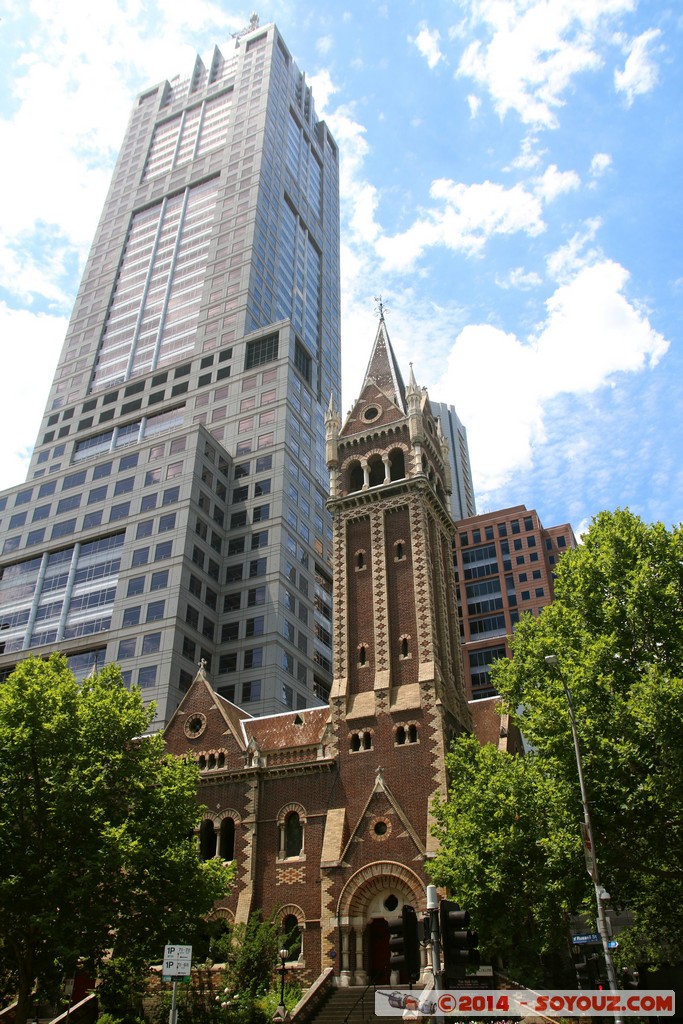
[367,917,391,983]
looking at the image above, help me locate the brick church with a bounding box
[164,316,515,986]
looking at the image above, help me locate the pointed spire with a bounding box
[406,362,420,399]
[325,390,340,431]
[359,314,406,411]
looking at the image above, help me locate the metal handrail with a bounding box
[342,971,382,1024]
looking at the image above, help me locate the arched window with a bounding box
[219,816,235,860]
[395,541,404,561]
[356,550,366,570]
[408,724,418,743]
[348,461,363,492]
[199,818,217,860]
[278,805,306,859]
[395,725,406,745]
[350,733,361,751]
[285,811,303,857]
[363,731,372,750]
[282,914,302,961]
[208,753,216,770]
[389,448,405,481]
[401,637,409,658]
[358,644,367,666]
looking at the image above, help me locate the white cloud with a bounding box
[467,94,481,117]
[306,68,338,114]
[615,28,661,105]
[590,152,612,177]
[0,304,67,488]
[496,267,543,290]
[316,35,333,55]
[509,134,545,171]
[533,164,581,202]
[546,217,603,282]
[457,0,634,128]
[411,24,444,69]
[375,179,546,271]
[435,258,669,497]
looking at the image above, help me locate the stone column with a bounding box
[339,928,352,987]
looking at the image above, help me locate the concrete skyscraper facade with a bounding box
[0,19,340,728]
[429,401,476,522]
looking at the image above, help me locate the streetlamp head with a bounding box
[279,948,289,961]
[544,654,559,667]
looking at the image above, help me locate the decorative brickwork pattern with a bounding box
[409,493,435,665]
[370,507,389,675]
[333,516,347,680]
[276,864,306,885]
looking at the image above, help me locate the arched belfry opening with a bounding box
[389,447,405,481]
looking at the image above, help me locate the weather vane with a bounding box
[374,295,388,321]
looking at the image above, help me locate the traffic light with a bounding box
[439,899,480,985]
[388,904,421,982]
[576,954,603,989]
[588,954,604,990]
[575,959,590,989]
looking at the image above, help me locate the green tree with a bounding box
[431,510,683,980]
[0,655,232,1024]
[430,735,583,984]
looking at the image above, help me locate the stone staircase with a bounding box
[302,985,387,1024]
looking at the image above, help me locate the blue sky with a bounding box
[1,0,681,537]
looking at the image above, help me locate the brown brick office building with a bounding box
[453,506,576,701]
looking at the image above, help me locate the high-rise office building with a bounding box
[0,19,340,728]
[453,505,576,700]
[429,401,476,521]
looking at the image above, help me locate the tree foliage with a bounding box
[431,510,683,980]
[0,655,232,1024]
[430,735,583,984]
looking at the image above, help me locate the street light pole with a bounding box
[545,655,623,1024]
[274,947,289,1022]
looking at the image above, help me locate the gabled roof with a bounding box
[163,663,254,753]
[340,766,426,863]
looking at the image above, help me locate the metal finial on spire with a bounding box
[374,295,388,321]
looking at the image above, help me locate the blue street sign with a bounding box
[572,933,601,944]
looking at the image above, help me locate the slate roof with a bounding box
[241,705,331,751]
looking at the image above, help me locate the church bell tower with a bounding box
[325,313,471,841]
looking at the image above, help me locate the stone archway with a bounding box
[336,862,426,986]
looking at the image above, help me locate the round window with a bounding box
[363,405,380,422]
[384,894,399,912]
[184,712,207,739]
[374,821,388,836]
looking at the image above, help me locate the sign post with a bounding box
[162,945,192,1024]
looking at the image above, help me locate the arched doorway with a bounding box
[336,862,427,986]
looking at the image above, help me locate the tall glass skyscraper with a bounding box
[0,19,341,729]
